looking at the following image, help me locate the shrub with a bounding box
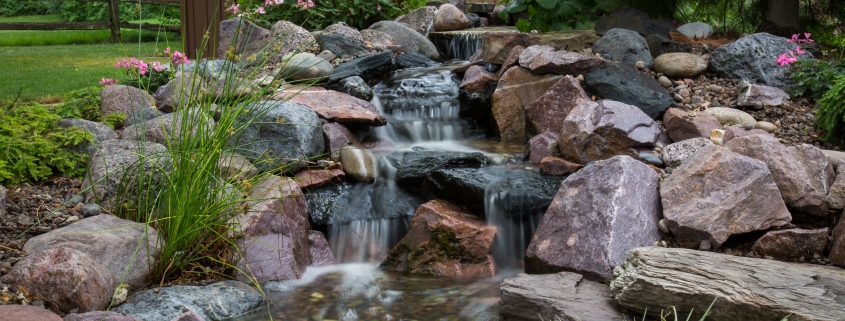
[0,0,62,17]
[813,75,845,141]
[497,0,599,32]
[0,101,92,184]
[241,0,408,30]
[789,54,845,101]
[55,86,126,129]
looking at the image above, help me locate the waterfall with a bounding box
[430,32,483,61]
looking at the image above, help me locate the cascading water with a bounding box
[430,32,484,61]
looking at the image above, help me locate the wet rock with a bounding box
[662,108,722,142]
[726,134,835,215]
[99,85,155,116]
[660,145,791,248]
[737,81,790,108]
[708,33,810,89]
[3,305,63,321]
[539,157,583,176]
[82,140,169,211]
[396,6,436,35]
[492,67,562,141]
[360,29,397,52]
[526,131,560,164]
[585,63,676,119]
[121,108,214,146]
[481,30,599,65]
[369,21,441,60]
[339,146,377,183]
[660,138,713,168]
[703,107,756,127]
[644,34,692,58]
[722,126,769,144]
[268,21,316,63]
[592,28,653,68]
[328,51,396,83]
[518,45,612,76]
[327,76,373,101]
[459,65,498,92]
[295,163,345,190]
[306,181,423,226]
[278,88,386,126]
[653,53,707,78]
[382,200,498,277]
[323,22,363,42]
[112,280,265,321]
[217,18,270,60]
[274,52,333,81]
[500,272,626,321]
[64,311,141,321]
[231,100,324,172]
[308,230,337,266]
[317,33,370,59]
[1,248,117,313]
[56,118,118,154]
[496,45,523,77]
[676,22,713,39]
[525,75,591,135]
[825,160,845,210]
[525,155,661,280]
[433,4,469,31]
[559,100,668,164]
[752,228,828,260]
[395,151,489,188]
[396,53,439,69]
[322,122,361,161]
[611,247,845,320]
[23,214,160,291]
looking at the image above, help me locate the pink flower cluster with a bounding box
[227,0,297,17]
[297,0,314,9]
[787,33,814,43]
[777,33,812,67]
[99,78,118,86]
[170,50,189,65]
[115,57,150,75]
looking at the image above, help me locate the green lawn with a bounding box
[0,42,181,101]
[0,15,180,47]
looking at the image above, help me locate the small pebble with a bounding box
[658,218,670,234]
[65,216,80,224]
[638,153,663,166]
[699,240,711,251]
[635,61,645,69]
[80,204,101,216]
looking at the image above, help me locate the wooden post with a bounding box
[107,0,121,43]
[180,0,227,59]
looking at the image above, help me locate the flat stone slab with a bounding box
[500,272,626,321]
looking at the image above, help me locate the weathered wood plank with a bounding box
[120,22,180,32]
[610,247,845,321]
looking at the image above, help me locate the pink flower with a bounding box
[776,52,797,67]
[296,0,314,9]
[99,78,118,86]
[151,61,166,72]
[164,47,171,54]
[794,46,806,55]
[171,51,189,65]
[788,34,799,43]
[377,4,381,10]
[226,4,239,14]
[265,0,283,5]
[255,6,266,14]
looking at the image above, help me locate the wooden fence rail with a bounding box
[0,0,181,42]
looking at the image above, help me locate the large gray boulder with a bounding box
[518,45,612,76]
[433,4,470,31]
[317,33,371,59]
[217,18,271,60]
[500,272,626,321]
[559,100,668,164]
[592,28,653,68]
[525,155,662,280]
[230,100,324,172]
[585,63,676,119]
[57,118,118,154]
[395,6,436,36]
[611,247,845,320]
[327,51,396,83]
[268,20,316,63]
[82,139,170,211]
[23,214,161,291]
[121,108,214,146]
[660,145,791,248]
[112,281,265,321]
[99,85,155,116]
[274,52,333,81]
[708,33,811,89]
[369,21,441,60]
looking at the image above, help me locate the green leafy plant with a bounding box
[814,75,845,141]
[789,58,845,101]
[240,0,408,30]
[55,86,126,129]
[497,0,599,32]
[0,101,93,184]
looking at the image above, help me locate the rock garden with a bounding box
[1,0,845,320]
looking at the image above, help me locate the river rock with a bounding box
[676,22,713,39]
[154,73,206,112]
[396,53,439,69]
[433,4,469,31]
[726,134,835,215]
[100,85,155,116]
[2,305,63,321]
[121,108,214,146]
[236,233,304,282]
[317,33,370,59]
[500,272,626,321]
[360,29,397,52]
[559,100,668,164]
[268,20,316,63]
[217,153,258,182]
[825,160,845,209]
[752,228,828,260]
[709,33,810,89]
[322,122,361,161]
[592,28,653,68]
[481,30,599,65]
[662,108,722,142]
[82,140,169,211]
[295,163,345,190]
[525,155,661,280]
[703,107,756,127]
[323,22,363,42]
[722,126,769,144]
[660,138,713,168]
[660,145,791,248]
[611,247,845,320]
[23,214,160,291]
[369,21,441,60]
[112,280,265,321]
[308,230,337,266]
[496,45,523,77]
[278,88,386,126]
[217,18,271,60]
[339,146,377,183]
[492,67,562,141]
[645,34,692,58]
[396,6,436,35]
[525,75,591,135]
[585,63,675,119]
[328,76,373,101]
[540,157,583,176]
[395,150,489,188]
[1,248,117,313]
[231,100,324,172]
[653,53,707,77]
[460,65,498,92]
[594,7,673,38]
[274,52,333,81]
[64,311,141,321]
[57,118,118,154]
[382,200,498,278]
[518,45,612,76]
[526,131,560,164]
[328,51,396,83]
[737,81,790,108]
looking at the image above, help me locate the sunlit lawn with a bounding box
[0,15,180,47]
